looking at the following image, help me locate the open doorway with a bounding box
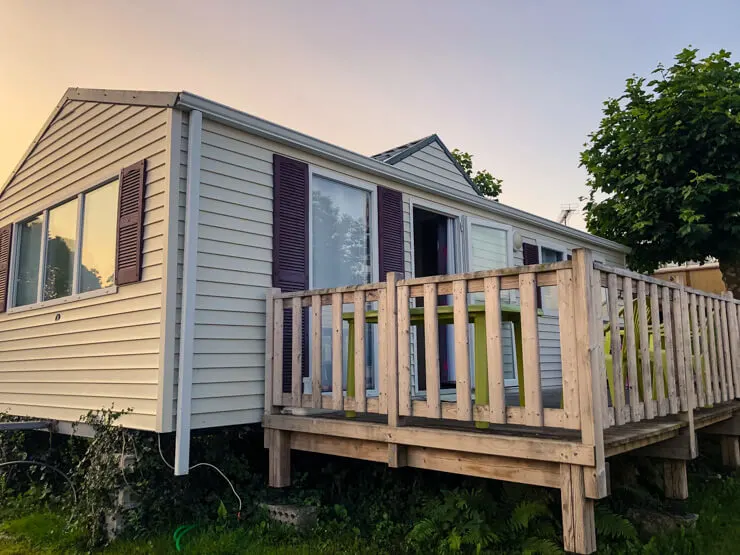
[412,206,458,390]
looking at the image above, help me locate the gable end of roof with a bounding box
[373,134,482,196]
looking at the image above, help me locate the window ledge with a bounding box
[8,286,118,314]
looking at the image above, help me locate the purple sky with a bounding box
[2,0,739,229]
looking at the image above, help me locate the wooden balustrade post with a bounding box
[571,249,607,503]
[386,272,405,467]
[264,288,279,416]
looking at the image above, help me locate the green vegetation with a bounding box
[2,411,740,553]
[451,148,503,199]
[581,47,740,295]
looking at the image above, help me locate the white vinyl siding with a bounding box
[393,141,475,196]
[0,100,170,430]
[173,117,272,430]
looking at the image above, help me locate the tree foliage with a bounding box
[581,47,740,292]
[451,149,503,199]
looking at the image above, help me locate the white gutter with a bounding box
[176,91,630,255]
[174,109,202,476]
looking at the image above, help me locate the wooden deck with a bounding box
[262,250,740,554]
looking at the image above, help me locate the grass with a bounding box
[2,470,740,553]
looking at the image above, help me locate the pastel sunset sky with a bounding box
[2,0,739,229]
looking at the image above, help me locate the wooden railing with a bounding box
[595,262,740,429]
[264,250,740,441]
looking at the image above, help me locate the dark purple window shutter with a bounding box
[273,154,309,393]
[115,160,146,285]
[377,186,404,280]
[567,253,573,261]
[522,242,542,309]
[0,224,12,312]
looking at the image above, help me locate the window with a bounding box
[539,245,566,314]
[310,173,377,392]
[12,179,120,308]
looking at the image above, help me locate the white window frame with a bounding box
[306,166,380,397]
[7,178,119,313]
[537,240,568,317]
[465,217,516,387]
[465,216,514,270]
[408,197,466,397]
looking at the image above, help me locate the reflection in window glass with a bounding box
[311,175,371,288]
[80,181,119,292]
[44,198,78,301]
[311,176,374,392]
[15,214,44,307]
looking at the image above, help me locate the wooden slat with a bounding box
[661,286,679,414]
[397,284,411,416]
[386,273,399,426]
[726,295,740,397]
[520,273,543,427]
[572,250,607,499]
[405,271,560,298]
[607,273,626,424]
[558,269,581,429]
[264,288,278,415]
[353,291,367,413]
[272,298,284,408]
[679,288,697,413]
[720,300,735,399]
[689,294,705,407]
[377,288,388,414]
[672,287,689,412]
[484,276,506,424]
[623,278,641,421]
[593,271,611,429]
[636,280,655,419]
[311,295,322,408]
[331,292,343,410]
[398,262,571,287]
[453,280,472,421]
[290,298,304,408]
[698,296,714,406]
[650,283,667,416]
[714,298,728,402]
[422,283,441,418]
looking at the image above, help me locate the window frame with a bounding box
[7,177,120,313]
[537,240,568,316]
[306,166,380,397]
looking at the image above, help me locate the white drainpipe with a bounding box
[174,109,202,475]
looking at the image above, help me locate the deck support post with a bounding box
[720,436,740,468]
[268,429,291,488]
[560,464,596,554]
[663,460,689,500]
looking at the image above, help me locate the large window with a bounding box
[13,179,120,308]
[310,173,375,392]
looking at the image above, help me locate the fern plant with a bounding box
[405,488,563,554]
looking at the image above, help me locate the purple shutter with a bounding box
[0,224,11,312]
[522,242,542,309]
[273,154,309,393]
[115,160,146,285]
[377,186,404,280]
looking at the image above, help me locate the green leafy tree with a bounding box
[581,47,740,295]
[452,149,503,199]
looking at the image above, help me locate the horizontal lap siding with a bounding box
[393,142,475,196]
[174,118,271,430]
[0,100,169,431]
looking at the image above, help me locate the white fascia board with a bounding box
[176,91,630,255]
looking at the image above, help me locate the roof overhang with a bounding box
[176,91,630,255]
[0,87,630,255]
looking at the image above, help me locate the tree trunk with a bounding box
[719,257,740,299]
